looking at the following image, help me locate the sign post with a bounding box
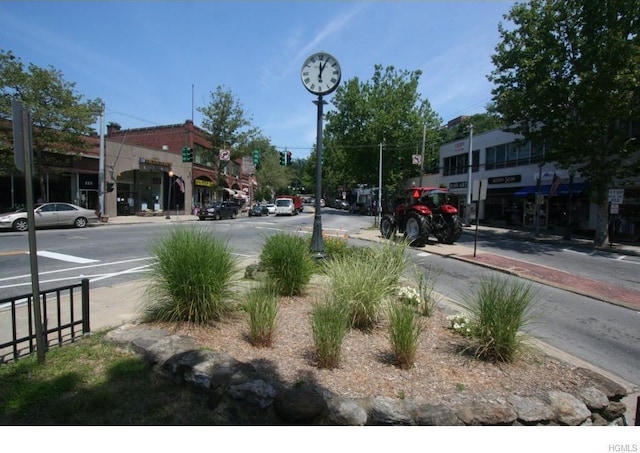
[472,179,487,257]
[12,99,46,364]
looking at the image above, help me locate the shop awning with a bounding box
[514,183,588,197]
[223,187,235,195]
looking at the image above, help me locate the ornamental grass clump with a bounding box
[260,232,314,296]
[311,296,350,369]
[243,282,279,347]
[324,241,409,331]
[464,275,537,363]
[387,300,423,369]
[143,227,238,324]
[416,264,442,317]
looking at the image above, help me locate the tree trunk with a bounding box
[594,201,609,247]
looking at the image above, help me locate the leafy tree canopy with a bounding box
[0,50,103,196]
[322,64,442,198]
[198,85,254,154]
[488,0,640,245]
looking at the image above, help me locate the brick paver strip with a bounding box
[460,253,640,310]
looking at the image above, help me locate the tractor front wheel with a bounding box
[380,215,396,239]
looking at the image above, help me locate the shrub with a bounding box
[446,313,474,337]
[243,282,279,347]
[311,296,350,369]
[397,286,420,307]
[464,275,537,362]
[143,227,238,324]
[388,300,423,369]
[260,232,314,296]
[318,235,349,259]
[324,241,409,330]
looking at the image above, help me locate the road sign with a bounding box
[608,189,624,204]
[412,154,422,165]
[472,179,487,201]
[219,150,230,161]
[610,203,619,214]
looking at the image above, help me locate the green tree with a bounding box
[198,85,254,158]
[488,0,640,246]
[253,149,291,199]
[0,50,103,199]
[323,65,442,198]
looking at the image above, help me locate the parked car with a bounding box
[0,202,99,232]
[265,204,276,215]
[335,199,350,210]
[248,204,269,217]
[198,201,239,220]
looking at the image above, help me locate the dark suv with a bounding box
[198,201,239,221]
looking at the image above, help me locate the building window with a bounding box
[443,150,479,176]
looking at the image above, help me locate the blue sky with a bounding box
[0,1,515,159]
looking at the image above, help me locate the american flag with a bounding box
[175,176,185,193]
[549,173,562,197]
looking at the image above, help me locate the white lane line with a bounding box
[416,252,432,257]
[0,257,152,282]
[0,267,152,290]
[35,251,99,264]
[563,247,632,263]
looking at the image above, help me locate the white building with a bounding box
[438,128,594,233]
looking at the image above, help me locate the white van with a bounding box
[275,197,295,216]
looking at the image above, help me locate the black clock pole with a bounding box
[311,94,327,258]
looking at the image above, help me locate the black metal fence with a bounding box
[0,279,90,364]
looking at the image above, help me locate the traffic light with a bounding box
[182,147,193,162]
[279,151,285,166]
[106,182,114,193]
[286,151,292,166]
[253,149,260,165]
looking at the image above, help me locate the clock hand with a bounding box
[318,61,327,79]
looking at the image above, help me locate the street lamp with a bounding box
[165,170,174,220]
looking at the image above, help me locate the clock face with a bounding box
[301,52,341,95]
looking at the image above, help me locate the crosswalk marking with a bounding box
[34,251,99,264]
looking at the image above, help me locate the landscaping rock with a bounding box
[543,390,591,425]
[104,324,628,426]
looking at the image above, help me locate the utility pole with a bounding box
[465,124,473,226]
[378,141,383,227]
[98,102,105,218]
[419,123,426,187]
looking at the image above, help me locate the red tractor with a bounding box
[380,186,463,247]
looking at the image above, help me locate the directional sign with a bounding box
[219,149,230,161]
[412,154,422,165]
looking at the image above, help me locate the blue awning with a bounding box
[514,183,588,197]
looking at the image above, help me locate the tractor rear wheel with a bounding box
[403,212,429,247]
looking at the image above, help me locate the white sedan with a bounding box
[0,202,99,232]
[265,204,276,215]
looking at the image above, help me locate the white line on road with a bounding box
[562,247,635,263]
[0,257,152,282]
[0,267,152,290]
[34,250,100,264]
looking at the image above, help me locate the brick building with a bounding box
[105,120,252,217]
